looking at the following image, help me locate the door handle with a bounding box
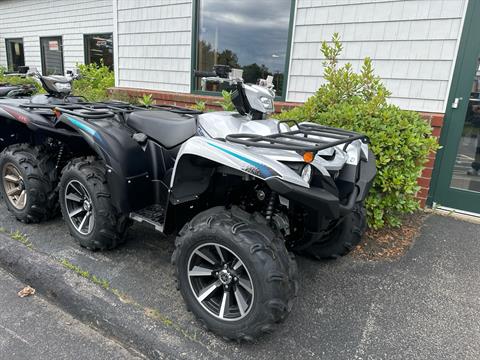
[451,97,463,109]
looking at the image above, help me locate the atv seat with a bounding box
[127,110,197,148]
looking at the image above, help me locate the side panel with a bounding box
[169,137,309,204]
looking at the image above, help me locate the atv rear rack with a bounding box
[19,101,202,119]
[225,122,368,153]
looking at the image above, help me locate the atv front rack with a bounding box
[225,122,368,153]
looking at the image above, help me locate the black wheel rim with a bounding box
[64,179,94,235]
[187,242,255,321]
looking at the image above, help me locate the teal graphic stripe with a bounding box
[66,116,96,137]
[208,142,274,178]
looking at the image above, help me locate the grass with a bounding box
[2,228,33,249]
[59,258,110,290]
[58,257,198,342]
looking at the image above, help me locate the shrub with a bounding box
[276,34,438,229]
[216,90,236,111]
[191,100,207,112]
[72,62,114,101]
[139,93,154,107]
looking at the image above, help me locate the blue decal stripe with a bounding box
[208,142,274,178]
[66,116,97,137]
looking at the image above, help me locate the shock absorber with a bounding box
[265,191,277,222]
[55,144,64,170]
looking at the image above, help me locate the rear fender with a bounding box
[58,114,152,213]
[169,137,308,204]
[0,104,45,149]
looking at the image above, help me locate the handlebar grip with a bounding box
[193,70,216,78]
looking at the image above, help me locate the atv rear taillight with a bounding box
[1,106,29,124]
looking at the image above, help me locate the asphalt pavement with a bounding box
[0,266,141,360]
[0,203,479,360]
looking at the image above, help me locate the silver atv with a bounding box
[0,65,375,341]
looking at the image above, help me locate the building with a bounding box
[0,0,478,216]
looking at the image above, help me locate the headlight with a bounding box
[301,164,312,183]
[55,82,71,92]
[259,96,273,110]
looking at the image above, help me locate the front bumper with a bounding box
[266,150,376,220]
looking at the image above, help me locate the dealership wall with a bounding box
[114,0,193,93]
[288,0,468,112]
[0,0,468,114]
[0,0,113,72]
[112,0,468,114]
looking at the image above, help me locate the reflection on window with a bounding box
[195,0,292,97]
[450,59,480,192]
[84,33,113,70]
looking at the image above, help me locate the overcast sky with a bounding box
[198,0,291,73]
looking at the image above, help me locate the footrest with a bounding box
[130,204,165,232]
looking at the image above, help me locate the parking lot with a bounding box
[1,206,479,360]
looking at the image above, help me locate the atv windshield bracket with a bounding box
[226,122,368,154]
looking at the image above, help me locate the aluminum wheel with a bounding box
[188,243,255,321]
[2,163,27,210]
[64,180,94,235]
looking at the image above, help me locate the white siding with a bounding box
[115,0,193,93]
[287,0,468,112]
[0,0,113,73]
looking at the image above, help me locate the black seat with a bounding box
[126,110,197,148]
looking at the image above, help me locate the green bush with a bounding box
[216,90,236,111]
[276,34,438,229]
[139,93,154,107]
[191,100,207,112]
[72,62,114,101]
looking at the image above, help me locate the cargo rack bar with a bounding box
[19,101,202,118]
[225,122,368,153]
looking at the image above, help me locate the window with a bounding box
[5,38,25,72]
[194,0,293,98]
[40,37,64,75]
[84,33,113,70]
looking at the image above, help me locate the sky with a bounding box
[198,0,292,73]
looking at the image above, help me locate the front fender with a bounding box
[169,137,309,204]
[59,114,151,213]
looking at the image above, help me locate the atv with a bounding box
[0,65,375,340]
[0,82,36,98]
[0,67,83,106]
[0,66,36,98]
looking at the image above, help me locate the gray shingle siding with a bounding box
[287,0,468,112]
[0,0,113,73]
[114,0,193,93]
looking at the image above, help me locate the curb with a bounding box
[0,232,223,360]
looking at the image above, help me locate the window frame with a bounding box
[5,38,25,72]
[83,32,114,69]
[40,36,64,75]
[190,0,296,101]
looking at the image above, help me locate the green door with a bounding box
[431,0,480,213]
